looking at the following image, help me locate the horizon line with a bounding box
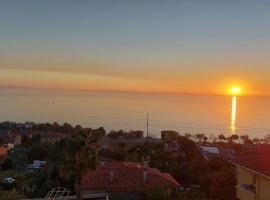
[0,84,269,97]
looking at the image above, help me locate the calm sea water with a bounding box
[1,88,270,138]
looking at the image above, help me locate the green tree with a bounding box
[147,188,170,200]
[177,135,199,160]
[240,135,253,144]
[48,130,99,200]
[2,158,15,171]
[195,133,205,143]
[27,145,49,163]
[209,166,237,200]
[218,134,227,143]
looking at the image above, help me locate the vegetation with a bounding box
[1,121,268,199]
[1,158,16,171]
[0,191,26,200]
[147,188,170,200]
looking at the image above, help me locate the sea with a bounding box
[1,88,270,139]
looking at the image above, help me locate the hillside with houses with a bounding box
[0,121,270,200]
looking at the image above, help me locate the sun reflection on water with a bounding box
[231,96,237,133]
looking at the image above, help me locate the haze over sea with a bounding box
[1,87,270,139]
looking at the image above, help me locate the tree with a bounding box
[195,133,205,143]
[227,134,239,143]
[240,135,253,144]
[177,135,199,160]
[199,172,212,195]
[74,125,83,134]
[218,134,227,142]
[147,188,170,200]
[203,136,208,144]
[62,123,73,133]
[253,138,260,144]
[97,127,106,136]
[209,166,237,200]
[21,135,31,147]
[264,134,270,144]
[184,133,192,139]
[27,145,49,163]
[48,130,99,200]
[2,158,15,171]
[52,122,61,132]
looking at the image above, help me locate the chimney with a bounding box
[142,155,150,168]
[143,160,149,168]
[143,169,148,182]
[110,170,115,183]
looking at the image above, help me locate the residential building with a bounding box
[200,146,220,160]
[161,130,179,141]
[15,122,33,129]
[40,132,65,143]
[164,142,179,153]
[107,131,144,140]
[229,148,270,200]
[80,161,180,200]
[26,160,46,172]
[200,146,235,160]
[100,137,145,150]
[0,131,22,146]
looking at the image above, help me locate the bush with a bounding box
[2,158,15,171]
[147,188,170,200]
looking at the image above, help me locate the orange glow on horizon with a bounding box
[0,69,264,96]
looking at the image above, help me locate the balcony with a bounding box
[237,184,256,200]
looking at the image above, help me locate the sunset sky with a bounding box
[1,1,270,95]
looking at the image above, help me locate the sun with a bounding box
[230,86,242,96]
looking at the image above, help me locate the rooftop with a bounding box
[0,146,8,155]
[230,147,270,178]
[81,161,180,192]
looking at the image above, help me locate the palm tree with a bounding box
[75,130,98,200]
[49,130,100,200]
[218,134,227,143]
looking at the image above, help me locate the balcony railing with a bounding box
[237,184,256,200]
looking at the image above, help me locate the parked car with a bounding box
[2,177,15,184]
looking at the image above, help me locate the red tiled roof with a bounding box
[81,161,180,192]
[0,146,8,155]
[230,147,270,178]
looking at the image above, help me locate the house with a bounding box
[229,147,270,200]
[124,131,144,139]
[0,131,22,146]
[200,146,235,160]
[40,132,65,143]
[100,137,145,150]
[107,131,144,140]
[161,130,179,142]
[7,133,22,146]
[0,146,8,162]
[19,130,34,140]
[164,142,179,153]
[26,160,46,172]
[15,122,33,129]
[200,146,220,160]
[80,161,180,200]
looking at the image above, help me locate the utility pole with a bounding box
[146,113,149,137]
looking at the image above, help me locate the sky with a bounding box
[1,0,270,95]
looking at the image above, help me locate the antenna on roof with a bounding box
[146,113,149,137]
